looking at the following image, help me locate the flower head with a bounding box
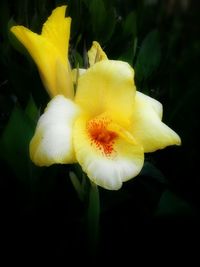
[11,6,181,190]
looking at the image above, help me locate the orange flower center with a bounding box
[87,117,118,156]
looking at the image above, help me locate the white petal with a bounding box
[30,95,80,166]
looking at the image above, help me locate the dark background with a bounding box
[0,0,199,263]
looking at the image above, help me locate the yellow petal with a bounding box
[73,115,144,190]
[107,121,137,145]
[131,91,181,152]
[75,60,136,127]
[11,6,73,99]
[55,59,74,98]
[136,91,163,119]
[30,95,80,166]
[88,41,108,67]
[41,6,71,60]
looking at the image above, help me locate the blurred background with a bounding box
[0,0,199,263]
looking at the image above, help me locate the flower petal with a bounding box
[136,91,163,119]
[131,92,181,152]
[88,41,108,67]
[42,6,71,60]
[75,60,136,127]
[30,95,80,166]
[11,6,73,99]
[73,116,144,190]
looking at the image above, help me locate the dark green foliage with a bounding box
[0,105,34,181]
[155,190,197,217]
[135,29,161,82]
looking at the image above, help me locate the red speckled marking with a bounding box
[87,117,117,156]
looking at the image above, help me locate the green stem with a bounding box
[87,181,100,256]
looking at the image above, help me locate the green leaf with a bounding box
[87,182,100,254]
[140,161,167,184]
[0,105,35,182]
[123,11,137,39]
[71,50,84,68]
[84,0,105,33]
[0,1,10,39]
[118,38,137,66]
[118,12,138,65]
[135,29,161,81]
[84,0,116,43]
[25,96,39,123]
[155,190,196,217]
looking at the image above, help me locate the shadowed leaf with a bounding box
[135,29,161,81]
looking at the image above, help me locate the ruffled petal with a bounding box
[11,6,73,98]
[88,41,108,67]
[30,95,80,166]
[131,91,181,152]
[73,115,144,190]
[75,60,136,127]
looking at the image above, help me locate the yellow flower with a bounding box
[11,6,181,190]
[11,6,74,99]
